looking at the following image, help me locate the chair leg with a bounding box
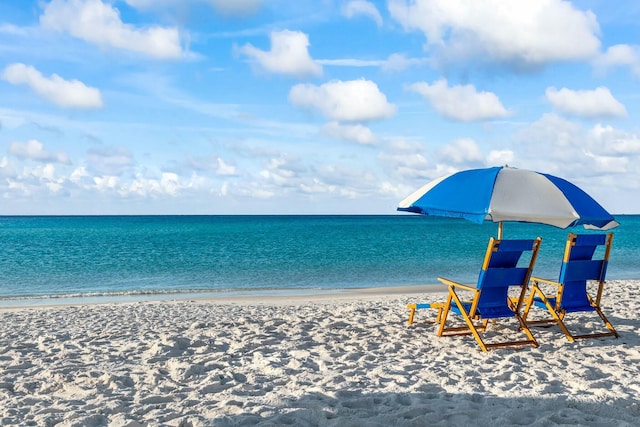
[523,285,575,342]
[516,313,538,347]
[593,306,619,338]
[407,303,416,326]
[588,295,619,338]
[522,287,536,321]
[434,303,445,323]
[436,293,453,337]
[564,297,619,340]
[448,288,488,352]
[437,288,536,352]
[544,304,575,343]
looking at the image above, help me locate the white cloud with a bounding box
[2,63,103,109]
[546,86,627,119]
[342,1,383,27]
[381,53,428,72]
[93,171,205,198]
[588,124,640,156]
[125,172,182,197]
[216,158,237,176]
[322,122,378,145]
[315,163,377,189]
[594,44,640,77]
[0,156,14,178]
[408,79,509,121]
[94,175,120,192]
[40,0,185,59]
[510,113,640,181]
[378,150,433,180]
[487,150,514,166]
[583,152,629,174]
[289,79,396,122]
[35,164,60,183]
[437,138,484,164]
[237,30,322,78]
[70,166,91,185]
[388,0,600,69]
[514,113,583,165]
[317,54,427,72]
[8,139,71,164]
[257,156,303,191]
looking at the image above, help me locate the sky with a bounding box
[1,0,640,215]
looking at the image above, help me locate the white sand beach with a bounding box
[1,281,639,426]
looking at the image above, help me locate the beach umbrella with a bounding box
[397,166,618,239]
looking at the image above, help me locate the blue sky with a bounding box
[1,0,639,215]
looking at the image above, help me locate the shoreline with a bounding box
[0,283,446,310]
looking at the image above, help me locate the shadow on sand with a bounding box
[212,385,639,427]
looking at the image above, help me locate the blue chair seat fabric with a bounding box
[432,237,542,352]
[523,233,618,342]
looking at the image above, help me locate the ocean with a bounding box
[0,215,638,305]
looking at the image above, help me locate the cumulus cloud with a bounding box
[293,162,379,200]
[588,124,640,156]
[322,122,378,145]
[258,155,305,190]
[514,113,583,162]
[237,30,322,78]
[342,1,383,27]
[408,79,509,121]
[594,44,640,77]
[378,149,433,181]
[388,0,600,70]
[70,166,91,186]
[289,79,396,122]
[23,163,63,185]
[437,138,485,165]
[40,0,185,59]
[8,140,71,164]
[510,113,635,180]
[546,86,627,119]
[125,172,183,197]
[2,63,103,109]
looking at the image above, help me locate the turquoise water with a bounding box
[0,215,638,302]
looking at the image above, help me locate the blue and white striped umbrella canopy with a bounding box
[398,166,618,231]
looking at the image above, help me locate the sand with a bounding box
[0,281,639,426]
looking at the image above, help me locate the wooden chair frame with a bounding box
[435,237,542,352]
[522,233,618,342]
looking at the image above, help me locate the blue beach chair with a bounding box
[522,233,618,342]
[432,237,542,352]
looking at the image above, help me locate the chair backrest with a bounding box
[475,237,542,313]
[558,233,613,310]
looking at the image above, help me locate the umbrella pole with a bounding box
[498,222,503,240]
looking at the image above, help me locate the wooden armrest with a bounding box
[437,277,476,292]
[530,276,561,287]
